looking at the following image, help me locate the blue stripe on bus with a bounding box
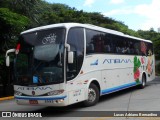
[101,82,137,95]
[15,96,67,100]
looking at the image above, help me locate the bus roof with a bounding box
[21,23,152,43]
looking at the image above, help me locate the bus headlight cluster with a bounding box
[47,89,64,96]
[14,91,22,96]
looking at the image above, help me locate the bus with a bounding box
[6,23,155,106]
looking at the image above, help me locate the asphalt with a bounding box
[0,76,160,120]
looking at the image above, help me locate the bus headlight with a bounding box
[54,99,64,103]
[47,89,64,96]
[14,91,22,96]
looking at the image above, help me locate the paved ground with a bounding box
[0,76,160,120]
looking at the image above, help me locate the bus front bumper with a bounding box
[15,95,68,106]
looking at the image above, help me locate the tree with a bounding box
[0,8,30,88]
[0,8,30,51]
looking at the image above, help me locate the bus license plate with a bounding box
[29,100,38,104]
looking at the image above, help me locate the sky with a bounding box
[45,0,160,31]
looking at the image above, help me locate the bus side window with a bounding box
[86,29,98,54]
[86,29,107,54]
[66,27,84,81]
[103,33,111,53]
[147,43,153,56]
[86,40,94,53]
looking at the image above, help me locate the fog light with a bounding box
[58,99,64,103]
[54,99,64,103]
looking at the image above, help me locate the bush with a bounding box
[155,55,160,60]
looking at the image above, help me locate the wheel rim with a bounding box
[88,88,96,102]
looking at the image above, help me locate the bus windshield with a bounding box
[14,28,65,85]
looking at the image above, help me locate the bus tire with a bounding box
[139,74,146,89]
[83,83,100,107]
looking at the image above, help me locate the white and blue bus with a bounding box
[6,23,155,106]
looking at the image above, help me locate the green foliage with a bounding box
[0,8,30,34]
[0,8,30,53]
[0,7,30,84]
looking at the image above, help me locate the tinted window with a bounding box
[133,40,141,55]
[67,27,84,80]
[86,29,105,54]
[102,34,113,54]
[147,43,153,56]
[86,29,151,56]
[14,28,65,85]
[23,28,65,46]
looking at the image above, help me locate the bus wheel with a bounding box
[83,83,99,107]
[139,74,146,89]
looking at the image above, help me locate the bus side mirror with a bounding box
[68,51,74,64]
[6,56,10,67]
[5,49,15,67]
[65,44,74,64]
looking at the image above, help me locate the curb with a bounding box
[0,96,14,101]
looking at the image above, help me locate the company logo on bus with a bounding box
[17,86,52,91]
[103,59,132,64]
[90,59,98,66]
[42,33,57,44]
[32,91,35,96]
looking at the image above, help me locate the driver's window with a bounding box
[66,27,84,81]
